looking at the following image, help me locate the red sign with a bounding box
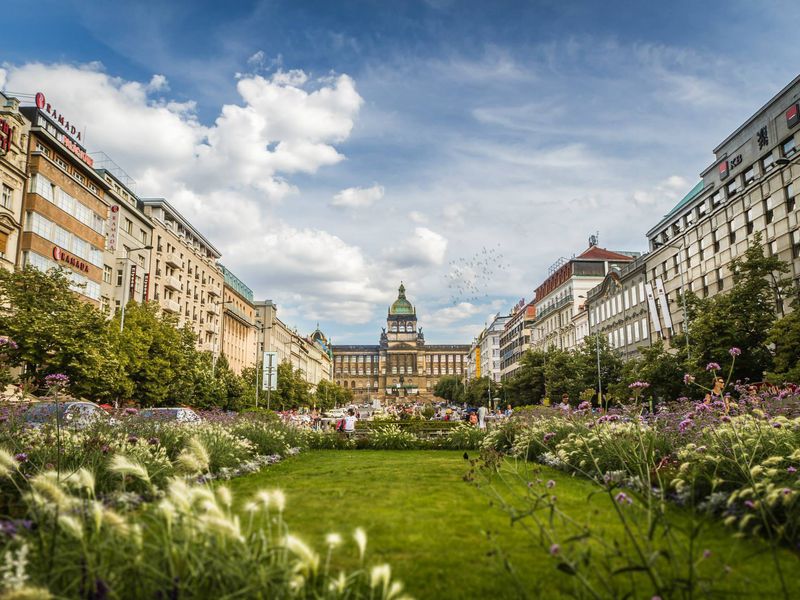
[718,160,729,180]
[52,246,89,273]
[788,104,800,129]
[143,272,150,301]
[35,92,82,141]
[58,134,94,167]
[129,265,137,300]
[0,119,13,154]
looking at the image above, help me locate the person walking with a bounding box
[477,404,488,430]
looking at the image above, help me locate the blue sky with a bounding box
[2,0,799,344]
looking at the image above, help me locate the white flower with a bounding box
[353,527,367,560]
[370,563,391,589]
[325,532,342,548]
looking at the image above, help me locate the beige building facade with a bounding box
[220,265,257,375]
[141,198,223,353]
[0,93,28,271]
[332,284,469,402]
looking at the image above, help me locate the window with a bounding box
[711,190,724,206]
[762,153,775,173]
[139,229,148,244]
[788,182,796,212]
[31,174,54,201]
[53,224,70,249]
[717,269,724,291]
[124,219,133,234]
[726,179,740,196]
[783,136,797,157]
[35,142,50,157]
[746,208,756,235]
[103,265,112,284]
[116,269,123,286]
[1,185,12,209]
[793,230,800,259]
[765,194,775,224]
[641,318,648,340]
[55,156,68,170]
[73,171,85,185]
[743,165,755,184]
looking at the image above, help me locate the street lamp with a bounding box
[652,239,691,362]
[579,294,604,409]
[119,245,153,332]
[532,325,549,402]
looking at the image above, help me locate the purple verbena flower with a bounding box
[679,419,693,433]
[543,432,556,443]
[706,363,721,372]
[615,492,633,505]
[124,408,138,415]
[549,543,560,556]
[14,453,27,463]
[127,435,139,444]
[44,373,69,388]
[744,500,756,509]
[729,347,741,357]
[683,374,696,385]
[788,466,797,474]
[546,479,556,489]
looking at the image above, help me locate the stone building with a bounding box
[0,93,28,271]
[332,283,470,402]
[220,264,257,375]
[645,74,800,345]
[141,197,223,354]
[499,300,536,381]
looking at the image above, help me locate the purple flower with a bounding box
[706,363,721,372]
[771,422,782,429]
[148,437,160,446]
[14,453,27,463]
[679,419,693,433]
[744,500,756,509]
[788,466,797,474]
[0,337,18,350]
[576,401,591,411]
[546,479,556,489]
[702,549,712,559]
[683,374,696,385]
[729,347,741,357]
[720,415,731,423]
[615,492,633,505]
[124,408,138,415]
[782,488,792,496]
[100,445,110,454]
[628,381,650,389]
[549,543,560,556]
[44,373,69,388]
[127,435,139,445]
[543,432,556,443]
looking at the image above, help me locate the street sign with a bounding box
[262,351,278,391]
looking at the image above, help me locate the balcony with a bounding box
[160,298,181,314]
[165,252,182,268]
[163,275,182,292]
[204,321,216,333]
[207,304,219,315]
[207,286,219,298]
[536,295,573,321]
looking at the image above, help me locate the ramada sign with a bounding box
[34,92,93,167]
[52,246,89,273]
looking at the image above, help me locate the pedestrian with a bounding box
[477,404,488,430]
[469,411,478,427]
[344,408,357,436]
[504,404,513,418]
[558,394,570,412]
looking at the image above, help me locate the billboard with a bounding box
[262,351,278,391]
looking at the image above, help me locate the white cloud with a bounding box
[384,227,448,268]
[331,184,385,208]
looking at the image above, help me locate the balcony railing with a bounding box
[536,294,573,321]
[161,298,180,314]
[163,275,182,292]
[165,252,182,268]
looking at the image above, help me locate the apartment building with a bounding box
[92,153,153,316]
[499,300,536,381]
[0,93,28,271]
[141,198,223,353]
[645,75,800,342]
[219,264,257,374]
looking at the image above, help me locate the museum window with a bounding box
[793,230,800,259]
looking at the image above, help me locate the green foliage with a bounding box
[462,376,500,407]
[767,308,800,383]
[502,349,547,406]
[432,375,465,403]
[609,340,687,402]
[314,378,353,409]
[684,233,789,381]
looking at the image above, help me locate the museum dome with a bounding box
[389,283,415,315]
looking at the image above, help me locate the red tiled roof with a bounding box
[577,246,635,261]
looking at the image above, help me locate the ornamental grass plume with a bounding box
[108,455,151,484]
[354,527,368,562]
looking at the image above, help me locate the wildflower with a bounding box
[100,445,110,455]
[782,488,792,496]
[14,453,28,464]
[148,437,159,446]
[44,373,69,388]
[325,532,342,548]
[679,419,693,433]
[703,549,712,559]
[744,500,756,509]
[549,543,560,556]
[353,528,368,561]
[0,337,18,350]
[124,408,138,415]
[720,415,731,423]
[706,362,721,372]
[628,381,650,389]
[543,432,556,443]
[788,466,797,474]
[546,480,556,489]
[127,435,139,444]
[729,347,741,357]
[771,422,782,429]
[615,492,633,505]
[576,401,591,411]
[683,374,695,385]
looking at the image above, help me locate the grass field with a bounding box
[227,451,799,599]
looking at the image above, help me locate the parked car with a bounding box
[23,401,111,429]
[138,407,202,423]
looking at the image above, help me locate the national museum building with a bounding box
[332,284,470,401]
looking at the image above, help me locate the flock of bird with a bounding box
[445,244,509,305]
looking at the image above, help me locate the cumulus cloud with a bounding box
[331,184,385,208]
[384,227,448,268]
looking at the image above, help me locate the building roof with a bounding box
[140,197,221,258]
[219,264,254,303]
[389,282,415,315]
[576,246,637,261]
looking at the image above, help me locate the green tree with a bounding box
[432,375,465,404]
[766,307,800,384]
[683,233,789,382]
[314,379,353,409]
[503,349,547,406]
[609,340,686,403]
[271,360,312,410]
[572,334,624,404]
[463,376,501,407]
[0,266,125,400]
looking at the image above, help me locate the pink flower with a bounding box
[683,374,695,385]
[549,543,560,556]
[615,492,633,505]
[787,466,797,474]
[729,347,741,357]
[706,363,721,372]
[546,480,556,489]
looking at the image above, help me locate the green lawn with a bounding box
[227,451,798,599]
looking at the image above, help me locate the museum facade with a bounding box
[332,284,470,402]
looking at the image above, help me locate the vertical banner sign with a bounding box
[142,272,150,301]
[129,265,137,301]
[644,283,662,334]
[262,352,278,391]
[107,206,119,251]
[654,278,674,331]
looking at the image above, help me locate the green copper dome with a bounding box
[389,283,415,315]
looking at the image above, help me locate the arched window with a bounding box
[351,380,356,389]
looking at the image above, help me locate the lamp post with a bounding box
[254,320,271,409]
[532,326,548,402]
[653,239,691,362]
[579,293,604,409]
[119,245,153,332]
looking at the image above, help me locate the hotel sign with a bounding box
[0,119,13,154]
[106,205,119,251]
[52,246,89,273]
[34,92,93,167]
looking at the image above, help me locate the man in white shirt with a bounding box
[477,404,487,430]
